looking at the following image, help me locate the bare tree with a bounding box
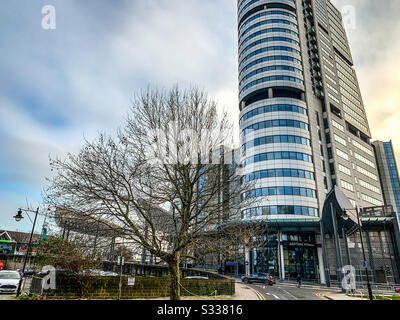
[45,86,257,300]
[190,221,268,273]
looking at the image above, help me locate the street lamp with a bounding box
[343,206,373,301]
[13,209,24,222]
[13,207,39,297]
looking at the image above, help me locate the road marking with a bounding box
[281,289,298,300]
[255,290,266,300]
[316,293,330,300]
[276,283,342,292]
[247,285,266,300]
[265,293,281,300]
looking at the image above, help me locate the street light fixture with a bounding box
[341,212,350,221]
[13,209,24,222]
[13,207,39,297]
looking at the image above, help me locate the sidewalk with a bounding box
[0,294,17,301]
[233,283,263,300]
[322,292,364,300]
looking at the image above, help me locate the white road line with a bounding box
[281,289,298,300]
[276,284,341,292]
[265,293,280,300]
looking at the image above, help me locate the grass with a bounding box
[347,294,400,300]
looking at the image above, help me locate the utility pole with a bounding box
[13,207,39,297]
[118,255,124,300]
[356,207,373,301]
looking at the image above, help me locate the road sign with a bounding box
[245,261,249,266]
[127,277,135,286]
[117,256,125,266]
[362,261,367,268]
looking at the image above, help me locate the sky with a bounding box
[0,0,399,233]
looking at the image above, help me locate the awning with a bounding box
[321,186,359,234]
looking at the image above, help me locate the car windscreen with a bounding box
[0,272,20,279]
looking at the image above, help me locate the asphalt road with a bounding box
[247,282,342,300]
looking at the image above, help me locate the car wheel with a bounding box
[243,278,249,284]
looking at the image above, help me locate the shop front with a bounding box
[250,232,319,281]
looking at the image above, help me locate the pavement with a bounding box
[0,294,17,301]
[322,292,364,300]
[233,282,264,300]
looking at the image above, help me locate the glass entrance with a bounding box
[253,247,279,277]
[282,233,318,280]
[283,246,318,280]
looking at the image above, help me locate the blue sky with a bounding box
[1,0,400,233]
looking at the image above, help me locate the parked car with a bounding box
[241,273,275,285]
[16,268,36,276]
[395,287,400,293]
[184,276,209,280]
[0,271,21,293]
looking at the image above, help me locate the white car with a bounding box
[0,271,21,294]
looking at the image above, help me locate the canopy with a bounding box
[321,186,359,234]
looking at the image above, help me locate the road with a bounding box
[247,282,343,300]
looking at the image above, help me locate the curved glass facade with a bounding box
[242,135,311,152]
[242,168,315,182]
[242,119,309,136]
[238,1,317,226]
[243,186,317,199]
[240,104,307,124]
[242,151,313,167]
[242,206,319,218]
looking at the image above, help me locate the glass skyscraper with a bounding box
[374,141,400,223]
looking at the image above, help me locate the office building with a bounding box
[237,0,400,283]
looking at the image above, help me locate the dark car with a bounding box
[16,268,36,276]
[241,273,275,285]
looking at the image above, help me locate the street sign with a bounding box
[41,228,47,241]
[245,261,249,266]
[362,261,367,268]
[127,277,135,286]
[116,256,125,266]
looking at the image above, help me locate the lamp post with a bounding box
[13,207,39,297]
[344,206,373,301]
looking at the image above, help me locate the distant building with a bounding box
[373,140,400,224]
[0,230,42,270]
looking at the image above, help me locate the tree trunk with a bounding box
[168,253,181,300]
